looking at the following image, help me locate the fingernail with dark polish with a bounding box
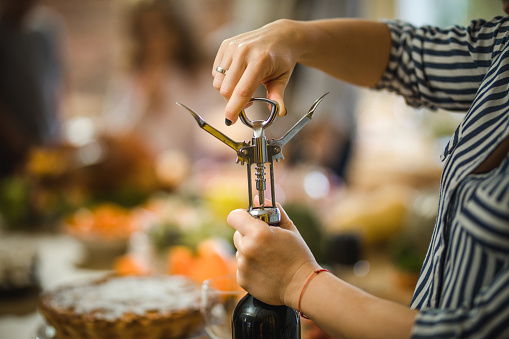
[225,118,232,126]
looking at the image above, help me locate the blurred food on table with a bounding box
[324,184,416,246]
[38,274,203,339]
[111,191,239,282]
[62,202,142,269]
[64,203,137,240]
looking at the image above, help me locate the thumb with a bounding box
[265,80,287,116]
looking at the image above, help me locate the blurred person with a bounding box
[214,1,509,339]
[101,0,213,161]
[0,0,65,177]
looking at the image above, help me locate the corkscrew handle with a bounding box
[239,98,279,132]
[248,206,281,226]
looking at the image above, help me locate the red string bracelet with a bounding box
[298,269,329,319]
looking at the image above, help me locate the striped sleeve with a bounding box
[412,267,509,338]
[374,17,509,112]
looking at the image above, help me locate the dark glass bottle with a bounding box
[232,292,301,338]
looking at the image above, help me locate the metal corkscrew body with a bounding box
[177,93,328,225]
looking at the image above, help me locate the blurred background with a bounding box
[0,0,502,338]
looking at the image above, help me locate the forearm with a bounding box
[290,269,417,339]
[293,19,392,87]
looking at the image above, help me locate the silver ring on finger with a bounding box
[216,66,227,74]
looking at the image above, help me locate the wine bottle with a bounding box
[232,292,300,338]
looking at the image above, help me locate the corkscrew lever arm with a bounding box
[176,103,249,162]
[269,92,328,160]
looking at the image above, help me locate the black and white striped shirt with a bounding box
[376,17,509,338]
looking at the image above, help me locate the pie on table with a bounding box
[38,275,203,339]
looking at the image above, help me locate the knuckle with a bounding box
[235,42,250,56]
[233,230,241,242]
[226,211,237,226]
[237,274,248,291]
[251,228,268,244]
[236,255,245,270]
[234,85,252,101]
[221,38,233,48]
[255,50,271,63]
[241,242,255,258]
[219,85,232,98]
[241,239,259,260]
[259,54,276,73]
[212,80,221,91]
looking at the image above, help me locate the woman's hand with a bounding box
[212,19,307,125]
[212,18,391,126]
[227,203,321,308]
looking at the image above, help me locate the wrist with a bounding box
[283,261,321,310]
[296,20,325,65]
[272,19,311,64]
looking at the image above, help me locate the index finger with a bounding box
[224,64,267,124]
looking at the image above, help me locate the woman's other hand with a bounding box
[227,202,321,308]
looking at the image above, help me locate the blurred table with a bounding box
[0,233,414,339]
[0,233,109,339]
